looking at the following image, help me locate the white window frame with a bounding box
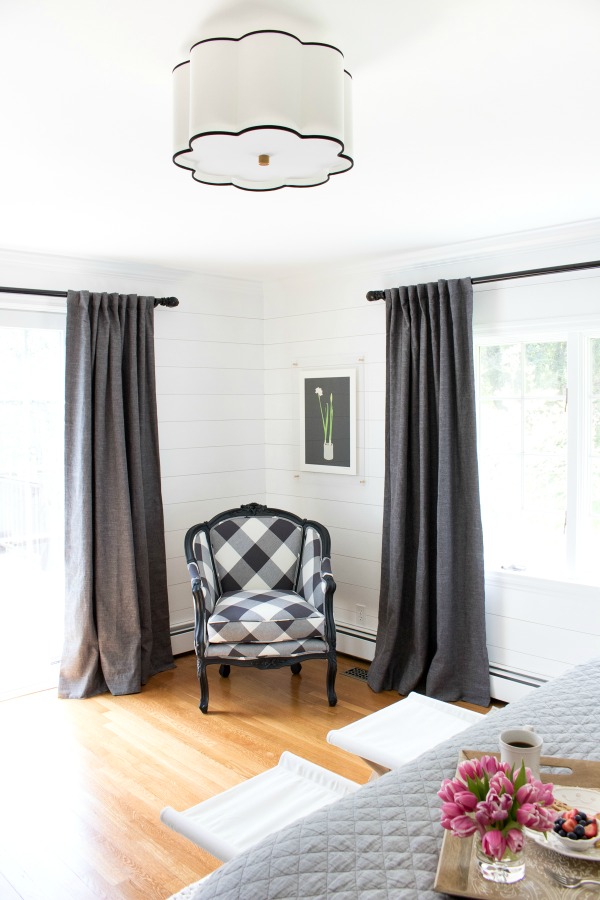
[474,316,600,590]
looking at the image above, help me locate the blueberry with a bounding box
[568,832,579,840]
[558,829,567,836]
[575,825,585,837]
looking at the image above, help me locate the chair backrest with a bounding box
[210,514,303,593]
[185,504,332,608]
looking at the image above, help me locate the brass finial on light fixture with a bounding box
[258,154,270,167]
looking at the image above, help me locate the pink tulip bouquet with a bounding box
[438,755,556,862]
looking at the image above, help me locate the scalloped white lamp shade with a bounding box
[172,30,353,191]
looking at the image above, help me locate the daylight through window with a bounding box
[475,333,599,585]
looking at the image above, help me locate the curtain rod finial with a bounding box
[366,290,385,302]
[155,297,179,307]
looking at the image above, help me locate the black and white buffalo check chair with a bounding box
[184,502,337,713]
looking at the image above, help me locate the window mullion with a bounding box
[565,332,583,577]
[520,343,526,514]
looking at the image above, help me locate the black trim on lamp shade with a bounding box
[172,123,353,192]
[186,29,349,62]
[173,29,353,191]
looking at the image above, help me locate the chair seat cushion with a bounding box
[207,590,325,644]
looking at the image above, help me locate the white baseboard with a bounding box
[335,626,376,662]
[171,627,194,656]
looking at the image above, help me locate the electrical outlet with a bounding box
[356,604,366,627]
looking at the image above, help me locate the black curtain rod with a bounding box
[0,285,179,307]
[365,259,600,301]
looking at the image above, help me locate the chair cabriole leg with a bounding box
[198,659,209,714]
[327,654,338,706]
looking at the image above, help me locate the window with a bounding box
[475,331,599,585]
[0,307,66,698]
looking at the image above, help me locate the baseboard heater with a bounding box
[488,663,549,702]
[335,624,377,663]
[336,625,377,644]
[170,622,195,655]
[489,664,548,690]
[170,622,194,637]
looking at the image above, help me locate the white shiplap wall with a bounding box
[156,274,265,647]
[263,271,387,659]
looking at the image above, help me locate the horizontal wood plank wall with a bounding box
[263,272,387,654]
[154,276,266,641]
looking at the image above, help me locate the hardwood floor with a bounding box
[0,653,490,900]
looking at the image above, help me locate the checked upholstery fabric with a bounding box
[207,591,325,644]
[184,504,337,712]
[210,516,302,593]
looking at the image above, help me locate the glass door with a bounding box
[0,307,66,699]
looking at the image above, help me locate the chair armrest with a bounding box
[187,561,213,651]
[320,555,337,647]
[185,528,218,612]
[321,555,336,590]
[187,560,203,595]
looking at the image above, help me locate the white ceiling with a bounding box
[1,0,599,281]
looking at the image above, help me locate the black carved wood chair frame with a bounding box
[184,502,337,713]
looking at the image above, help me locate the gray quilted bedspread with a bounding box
[184,656,600,900]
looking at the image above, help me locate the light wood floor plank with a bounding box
[0,652,491,899]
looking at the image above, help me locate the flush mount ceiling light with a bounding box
[172,29,353,191]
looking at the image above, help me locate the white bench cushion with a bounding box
[326,691,484,771]
[160,751,360,862]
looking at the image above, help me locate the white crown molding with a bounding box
[0,247,263,295]
[3,217,600,293]
[379,217,600,277]
[0,247,189,285]
[263,218,600,286]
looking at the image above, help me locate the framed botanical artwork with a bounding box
[299,368,356,474]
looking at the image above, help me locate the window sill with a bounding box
[485,567,600,596]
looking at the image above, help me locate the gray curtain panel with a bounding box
[367,278,490,707]
[59,292,174,699]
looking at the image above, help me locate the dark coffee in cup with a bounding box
[499,727,543,777]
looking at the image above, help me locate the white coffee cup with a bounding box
[499,726,543,778]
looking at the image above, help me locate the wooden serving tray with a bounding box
[433,752,600,899]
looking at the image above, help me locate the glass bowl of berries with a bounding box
[553,808,599,852]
